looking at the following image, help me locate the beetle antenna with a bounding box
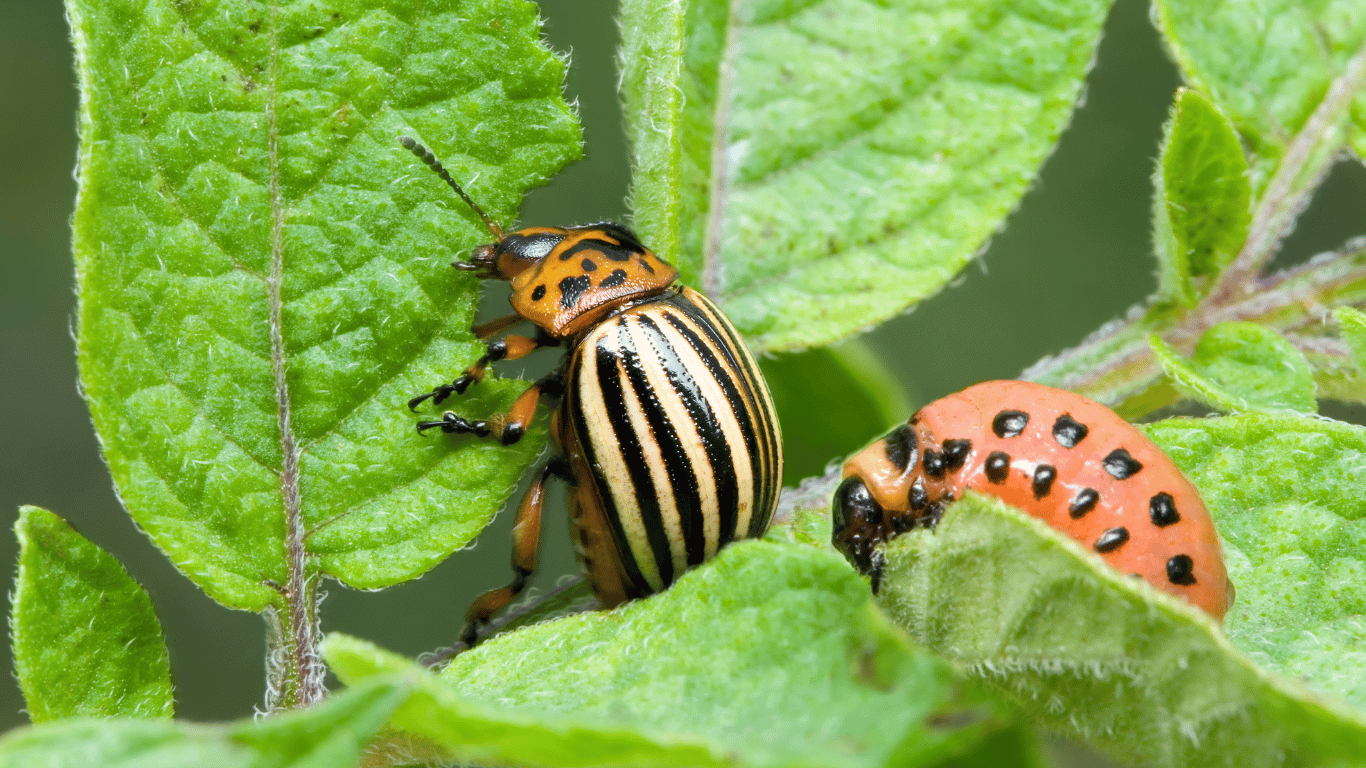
[399,135,504,240]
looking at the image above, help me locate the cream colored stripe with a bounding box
[666,307,758,542]
[578,325,664,591]
[688,290,781,522]
[634,310,722,561]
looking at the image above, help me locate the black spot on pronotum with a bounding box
[1103,448,1143,480]
[1094,527,1130,553]
[984,451,1010,483]
[530,284,547,301]
[992,410,1029,438]
[1031,465,1057,499]
[558,274,591,309]
[1167,554,1196,585]
[883,425,917,472]
[604,245,633,261]
[1149,492,1180,527]
[908,479,928,511]
[922,448,947,478]
[598,269,628,289]
[581,258,598,272]
[638,257,655,274]
[1052,414,1088,448]
[942,439,971,470]
[1068,488,1099,518]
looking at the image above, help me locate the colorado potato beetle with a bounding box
[832,380,1232,619]
[400,137,783,646]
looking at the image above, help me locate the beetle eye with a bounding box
[499,231,562,263]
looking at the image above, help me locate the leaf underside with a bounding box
[68,0,581,610]
[876,491,1366,768]
[328,541,1036,768]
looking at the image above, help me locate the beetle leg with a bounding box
[408,330,560,410]
[459,458,567,648]
[472,313,523,340]
[416,367,566,446]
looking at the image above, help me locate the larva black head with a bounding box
[831,477,885,575]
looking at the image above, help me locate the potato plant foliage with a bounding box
[5,0,1366,766]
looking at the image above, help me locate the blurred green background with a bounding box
[2,0,1363,732]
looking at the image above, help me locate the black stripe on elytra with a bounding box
[622,318,708,567]
[638,314,738,558]
[582,329,666,591]
[662,309,763,538]
[677,292,779,528]
[568,342,650,594]
[609,322,679,587]
[670,293,778,531]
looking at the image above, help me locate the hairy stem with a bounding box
[263,0,324,711]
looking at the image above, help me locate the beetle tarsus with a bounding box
[416,412,490,437]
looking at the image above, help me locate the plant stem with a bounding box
[1024,37,1366,419]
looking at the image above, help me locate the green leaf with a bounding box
[1149,322,1317,413]
[328,541,1031,768]
[760,339,911,485]
[0,677,410,768]
[1154,0,1366,194]
[1336,306,1366,371]
[874,491,1366,768]
[619,0,1113,353]
[1146,414,1366,713]
[11,506,173,722]
[67,0,581,610]
[1152,88,1251,306]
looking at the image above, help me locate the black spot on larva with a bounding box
[1068,488,1099,518]
[984,451,1010,483]
[558,274,591,309]
[992,410,1029,438]
[1149,492,1180,527]
[884,425,917,472]
[604,246,633,261]
[942,439,971,470]
[1094,527,1130,553]
[598,269,628,289]
[1031,465,1057,500]
[530,284,547,301]
[1103,448,1143,480]
[581,258,598,272]
[922,448,947,478]
[638,257,655,274]
[1167,554,1196,585]
[908,480,928,511]
[1052,414,1088,448]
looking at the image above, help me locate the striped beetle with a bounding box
[400,138,783,647]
